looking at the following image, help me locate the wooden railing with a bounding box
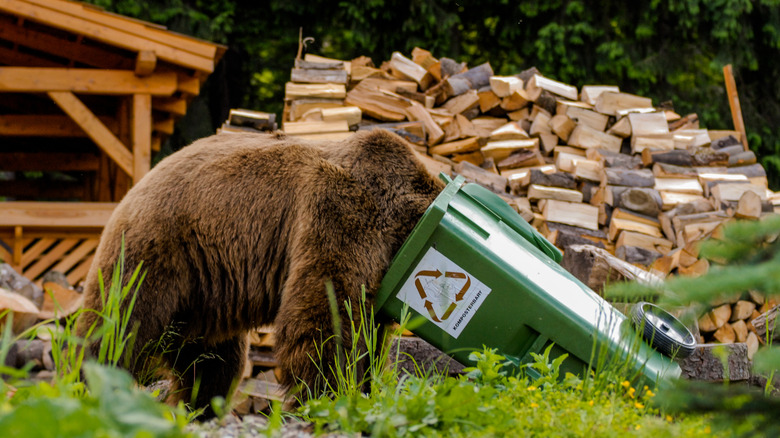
[0,202,116,286]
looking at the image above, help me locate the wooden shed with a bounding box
[0,0,226,285]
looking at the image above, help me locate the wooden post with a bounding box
[132,93,152,184]
[723,64,749,151]
[12,226,23,270]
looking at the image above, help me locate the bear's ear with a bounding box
[353,129,415,159]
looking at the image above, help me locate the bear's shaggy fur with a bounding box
[77,129,444,415]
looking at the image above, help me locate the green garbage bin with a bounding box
[375,174,682,384]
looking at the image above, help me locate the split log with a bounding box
[481,139,539,162]
[453,161,507,194]
[713,323,736,344]
[615,245,662,266]
[489,76,523,98]
[526,74,578,100]
[735,190,762,219]
[549,114,576,141]
[443,63,493,98]
[732,319,748,343]
[428,137,482,156]
[594,91,653,116]
[442,89,480,115]
[558,105,609,132]
[568,125,622,153]
[752,305,779,342]
[580,85,619,106]
[603,168,654,187]
[628,112,669,136]
[731,300,757,322]
[497,149,544,170]
[389,52,434,90]
[527,185,583,203]
[606,116,632,138]
[542,200,599,230]
[529,170,577,189]
[631,134,674,154]
[710,304,732,330]
[616,230,673,255]
[610,187,662,216]
[405,101,445,145]
[38,282,84,320]
[560,244,662,293]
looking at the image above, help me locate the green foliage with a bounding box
[607,215,780,310]
[297,345,718,437]
[607,217,780,436]
[0,244,191,437]
[0,363,189,438]
[82,0,780,188]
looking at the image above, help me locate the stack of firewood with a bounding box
[697,293,779,360]
[276,48,779,280]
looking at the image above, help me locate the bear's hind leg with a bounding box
[164,334,248,418]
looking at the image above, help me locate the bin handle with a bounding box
[459,183,563,263]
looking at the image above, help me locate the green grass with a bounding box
[0,242,192,438]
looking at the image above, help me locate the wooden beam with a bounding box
[152,96,188,115]
[723,64,749,151]
[134,50,157,76]
[0,202,116,227]
[0,0,217,72]
[0,15,132,69]
[48,91,134,177]
[22,0,220,61]
[0,114,118,137]
[0,46,62,68]
[133,93,151,183]
[0,67,177,95]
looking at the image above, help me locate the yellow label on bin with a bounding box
[396,247,492,339]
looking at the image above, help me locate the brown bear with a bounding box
[77,129,444,416]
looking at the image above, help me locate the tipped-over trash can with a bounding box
[375,174,687,385]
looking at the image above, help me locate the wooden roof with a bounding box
[0,0,226,133]
[0,0,226,73]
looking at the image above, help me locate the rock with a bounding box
[391,336,465,377]
[0,263,44,308]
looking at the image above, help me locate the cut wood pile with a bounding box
[253,46,780,284]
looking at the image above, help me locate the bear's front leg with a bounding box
[273,268,372,400]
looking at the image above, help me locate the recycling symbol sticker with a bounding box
[396,247,492,339]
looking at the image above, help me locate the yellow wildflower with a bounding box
[621,381,630,388]
[530,402,539,408]
[588,400,594,407]
[628,387,636,398]
[635,425,641,430]
[666,415,673,422]
[527,385,537,391]
[634,402,644,409]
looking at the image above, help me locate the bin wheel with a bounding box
[631,302,696,359]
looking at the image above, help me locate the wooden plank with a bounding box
[1,0,217,72]
[0,202,116,227]
[0,67,177,96]
[0,152,100,171]
[285,82,346,99]
[543,200,599,231]
[0,16,132,69]
[48,91,134,176]
[132,93,152,184]
[66,254,94,286]
[50,239,99,274]
[134,50,157,77]
[0,115,118,137]
[20,237,56,267]
[23,238,80,280]
[722,65,749,151]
